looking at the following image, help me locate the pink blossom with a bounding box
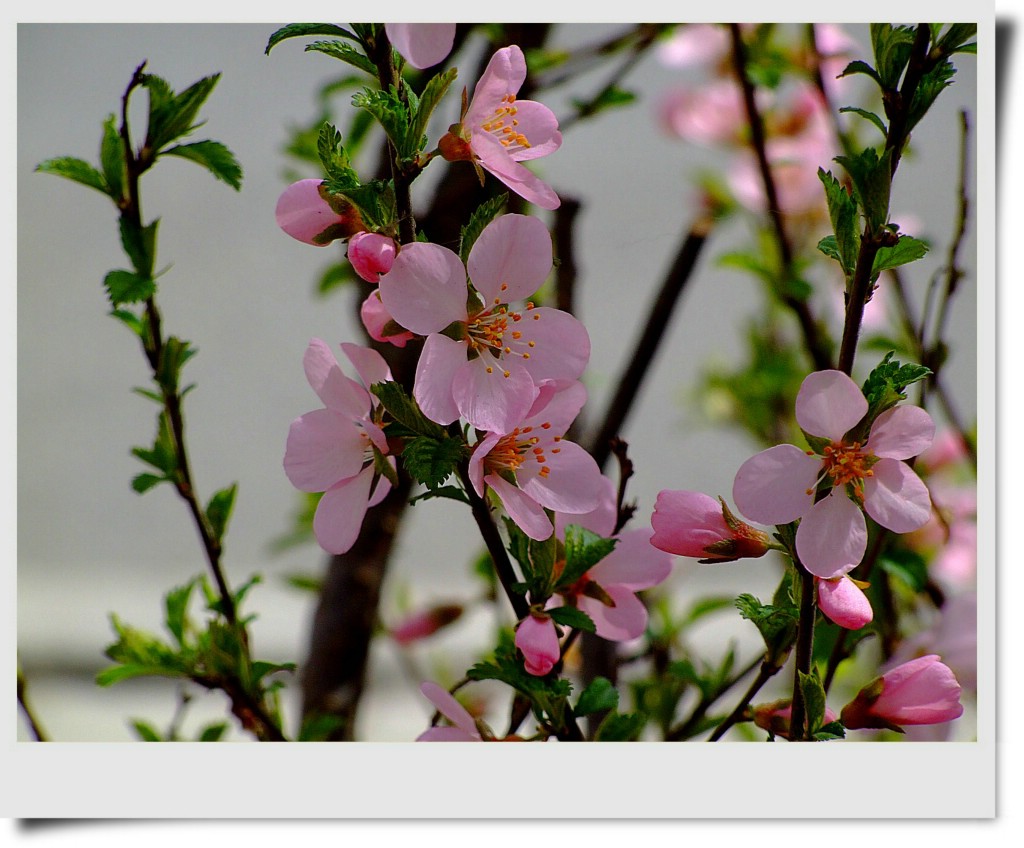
[816,576,873,630]
[841,654,964,731]
[359,290,415,348]
[469,382,603,541]
[283,339,394,555]
[378,213,589,433]
[347,231,396,282]
[753,699,838,740]
[658,81,749,146]
[275,178,364,246]
[439,46,562,210]
[385,23,456,70]
[515,611,561,676]
[889,591,977,693]
[416,682,482,741]
[650,490,772,563]
[733,370,934,579]
[389,603,463,646]
[657,23,731,68]
[550,476,673,642]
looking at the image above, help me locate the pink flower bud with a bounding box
[841,655,964,732]
[515,611,560,677]
[275,179,364,246]
[347,232,397,282]
[817,576,873,630]
[753,699,838,740]
[650,490,771,562]
[389,603,463,646]
[360,290,415,348]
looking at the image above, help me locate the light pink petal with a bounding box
[520,440,603,515]
[412,333,466,426]
[515,612,560,676]
[875,656,964,725]
[283,409,367,492]
[419,681,479,737]
[795,370,868,440]
[274,179,343,246]
[340,341,392,390]
[347,231,396,282]
[522,380,587,435]
[501,99,562,160]
[362,419,389,455]
[378,242,468,335]
[511,307,590,383]
[555,474,617,538]
[579,585,649,642]
[863,458,932,533]
[469,432,502,497]
[650,490,731,557]
[312,467,374,554]
[367,464,393,508]
[465,46,526,128]
[474,135,561,210]
[451,357,538,434]
[867,405,935,460]
[795,492,867,578]
[732,444,820,525]
[359,290,415,348]
[385,23,455,70]
[467,213,553,303]
[817,576,873,630]
[589,528,673,591]
[416,726,479,742]
[487,473,552,540]
[303,338,370,417]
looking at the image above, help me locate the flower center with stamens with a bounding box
[484,425,554,479]
[467,297,538,377]
[820,441,875,491]
[479,94,532,153]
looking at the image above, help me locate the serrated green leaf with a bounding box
[558,525,617,590]
[408,485,470,506]
[161,140,243,190]
[594,711,645,741]
[871,23,918,90]
[132,410,178,476]
[906,59,957,135]
[265,23,360,55]
[459,194,509,263]
[197,722,228,742]
[316,122,359,185]
[871,235,929,275]
[408,67,458,157]
[838,59,882,85]
[575,676,618,717]
[839,106,888,138]
[100,114,126,201]
[352,86,412,157]
[104,269,155,306]
[164,579,197,646]
[736,594,798,666]
[156,336,197,395]
[372,381,446,438]
[548,605,596,634]
[35,156,109,196]
[402,436,465,489]
[119,216,159,279]
[817,168,861,276]
[143,73,220,152]
[205,483,238,544]
[860,351,932,421]
[111,308,146,338]
[834,147,892,235]
[798,670,827,736]
[304,39,377,76]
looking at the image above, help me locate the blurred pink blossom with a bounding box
[416,682,482,741]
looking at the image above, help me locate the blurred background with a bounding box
[16,22,978,741]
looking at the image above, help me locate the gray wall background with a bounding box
[17,23,977,740]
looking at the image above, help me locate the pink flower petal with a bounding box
[650,490,731,557]
[795,370,868,440]
[359,290,414,348]
[340,341,392,390]
[512,307,590,384]
[347,231,396,282]
[416,725,480,742]
[515,612,560,676]
[465,46,527,129]
[732,444,820,525]
[385,23,455,70]
[519,440,603,515]
[523,380,588,435]
[579,585,649,642]
[313,467,375,554]
[379,242,468,335]
[283,409,367,492]
[795,492,867,578]
[474,134,561,210]
[589,528,673,591]
[412,333,466,426]
[303,338,370,418]
[817,576,873,629]
[555,474,617,538]
[500,99,562,161]
[867,405,935,460]
[487,473,552,540]
[451,357,538,434]
[467,214,553,304]
[419,681,480,738]
[469,432,502,497]
[367,463,393,508]
[863,458,932,533]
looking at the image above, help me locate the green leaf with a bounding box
[316,261,357,296]
[878,547,929,592]
[814,720,846,741]
[119,216,159,279]
[205,483,238,544]
[594,711,645,741]
[265,23,360,55]
[798,670,827,736]
[936,24,977,56]
[871,235,929,276]
[161,140,243,190]
[574,676,618,717]
[316,122,359,185]
[156,336,197,395]
[558,525,617,590]
[371,381,446,439]
[548,605,596,634]
[298,712,349,741]
[322,178,395,233]
[197,722,228,742]
[408,485,470,506]
[735,594,798,666]
[131,720,163,742]
[352,86,412,157]
[817,168,861,277]
[401,436,465,489]
[142,73,221,152]
[839,106,888,138]
[860,351,932,423]
[104,269,155,306]
[164,579,197,646]
[834,147,892,235]
[906,59,957,135]
[870,23,918,90]
[132,410,178,477]
[131,472,166,494]
[838,59,882,85]
[459,194,509,264]
[35,156,109,196]
[100,114,126,201]
[408,67,458,156]
[304,39,377,77]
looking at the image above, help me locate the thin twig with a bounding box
[17,667,48,742]
[708,659,783,741]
